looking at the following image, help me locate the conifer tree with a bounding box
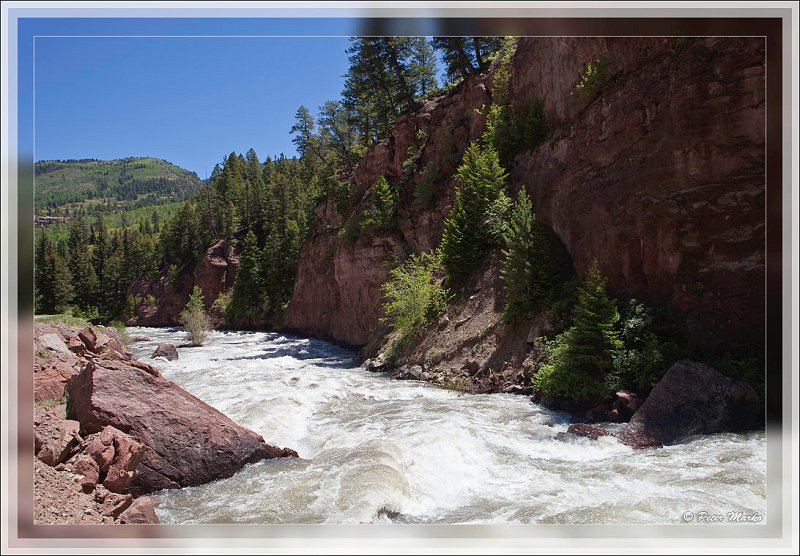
[431,37,503,84]
[440,141,507,282]
[361,176,398,229]
[35,231,73,314]
[290,106,316,159]
[532,260,621,403]
[500,190,554,321]
[67,216,98,310]
[229,230,263,319]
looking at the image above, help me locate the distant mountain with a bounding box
[34,157,202,215]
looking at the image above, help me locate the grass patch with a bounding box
[34,313,90,327]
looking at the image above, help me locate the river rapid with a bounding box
[128,327,766,525]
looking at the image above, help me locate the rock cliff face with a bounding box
[285,37,765,354]
[127,240,240,326]
[284,74,493,346]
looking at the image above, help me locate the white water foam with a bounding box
[129,327,767,525]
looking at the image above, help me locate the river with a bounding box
[127,327,766,525]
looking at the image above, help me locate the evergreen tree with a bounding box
[532,260,621,403]
[431,37,503,84]
[290,106,317,159]
[343,37,436,145]
[361,176,398,229]
[440,141,507,282]
[500,191,554,321]
[67,216,98,310]
[229,230,263,319]
[35,231,73,314]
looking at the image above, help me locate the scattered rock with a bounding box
[35,418,82,466]
[391,365,422,381]
[363,356,388,372]
[118,496,159,524]
[610,390,642,422]
[565,423,613,441]
[94,486,133,518]
[621,360,763,448]
[150,343,179,361]
[84,426,145,493]
[67,358,297,494]
[39,333,70,354]
[130,336,151,342]
[65,454,100,492]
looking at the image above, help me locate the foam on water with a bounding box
[129,327,767,525]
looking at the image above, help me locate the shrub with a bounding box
[571,57,610,103]
[179,285,211,346]
[612,300,677,393]
[532,261,621,404]
[381,250,450,344]
[144,294,159,309]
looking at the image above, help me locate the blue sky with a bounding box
[18,17,443,177]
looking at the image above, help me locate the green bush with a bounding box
[532,261,621,404]
[571,57,610,103]
[179,285,211,346]
[381,250,450,344]
[612,300,679,393]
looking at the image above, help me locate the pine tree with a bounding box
[500,190,553,321]
[440,141,507,282]
[229,230,263,319]
[343,37,436,145]
[35,231,73,314]
[290,106,316,159]
[361,176,398,229]
[67,216,98,310]
[532,260,621,403]
[431,37,503,84]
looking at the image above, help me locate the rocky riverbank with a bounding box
[32,321,297,524]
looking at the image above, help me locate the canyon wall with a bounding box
[284,37,765,353]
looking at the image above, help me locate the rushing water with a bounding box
[128,327,766,525]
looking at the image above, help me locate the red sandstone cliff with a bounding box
[284,37,765,353]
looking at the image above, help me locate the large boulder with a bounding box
[621,360,763,448]
[66,358,297,494]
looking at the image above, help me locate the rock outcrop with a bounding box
[66,358,297,494]
[620,360,763,448]
[284,37,765,357]
[126,240,240,326]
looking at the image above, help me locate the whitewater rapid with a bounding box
[128,327,766,525]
